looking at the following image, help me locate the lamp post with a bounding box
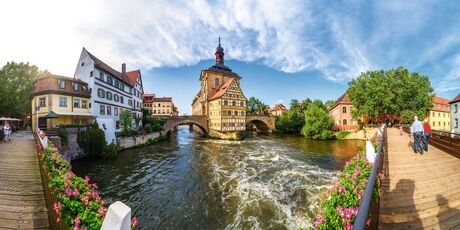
[35,106,40,131]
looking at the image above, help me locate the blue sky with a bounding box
[1,0,460,114]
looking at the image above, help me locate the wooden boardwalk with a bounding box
[379,128,460,229]
[0,133,49,229]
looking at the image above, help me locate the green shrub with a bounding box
[301,103,335,140]
[142,134,166,146]
[101,143,120,159]
[77,122,106,158]
[337,131,351,139]
[120,110,133,134]
[57,126,69,149]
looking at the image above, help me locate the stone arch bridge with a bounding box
[162,115,276,135]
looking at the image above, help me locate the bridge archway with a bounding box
[246,115,276,133]
[163,116,208,136]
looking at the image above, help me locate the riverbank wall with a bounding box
[117,131,162,150]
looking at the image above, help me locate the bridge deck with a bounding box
[0,133,50,229]
[379,128,460,229]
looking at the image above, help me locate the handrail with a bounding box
[354,124,386,229]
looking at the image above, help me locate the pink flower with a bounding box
[91,183,98,189]
[314,217,326,227]
[98,206,107,217]
[131,216,139,227]
[65,188,72,196]
[56,217,60,223]
[84,176,90,183]
[366,218,371,225]
[53,202,61,213]
[72,188,79,196]
[338,186,346,193]
[74,216,80,230]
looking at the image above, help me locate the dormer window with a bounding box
[59,80,66,89]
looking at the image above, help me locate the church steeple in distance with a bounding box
[215,37,224,65]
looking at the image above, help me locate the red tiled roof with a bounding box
[84,48,132,86]
[329,92,352,111]
[143,94,155,103]
[126,70,140,87]
[152,97,172,102]
[271,104,287,111]
[209,78,234,100]
[32,75,90,98]
[450,93,460,104]
[433,96,450,105]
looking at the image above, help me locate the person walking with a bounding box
[3,121,11,141]
[410,116,424,154]
[423,122,432,152]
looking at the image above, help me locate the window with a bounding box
[116,121,120,129]
[114,80,119,88]
[455,104,458,113]
[99,71,104,80]
[343,119,347,125]
[128,100,133,106]
[232,101,236,106]
[114,107,118,116]
[73,82,79,91]
[224,100,228,106]
[215,78,219,87]
[342,107,347,113]
[432,112,435,117]
[73,98,80,108]
[120,84,125,91]
[107,106,112,115]
[82,100,87,109]
[228,110,232,115]
[39,97,46,107]
[59,80,66,89]
[98,88,105,98]
[234,111,238,115]
[439,121,441,126]
[114,94,119,102]
[456,118,458,128]
[120,96,124,104]
[59,97,67,107]
[100,105,105,115]
[107,76,113,85]
[106,91,113,100]
[433,122,436,127]
[89,102,91,108]
[90,71,93,78]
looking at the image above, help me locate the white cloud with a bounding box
[434,53,460,93]
[0,0,376,82]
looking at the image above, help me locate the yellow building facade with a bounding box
[31,75,93,130]
[424,96,451,131]
[192,39,247,138]
[143,94,178,116]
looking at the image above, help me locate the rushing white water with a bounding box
[73,126,364,229]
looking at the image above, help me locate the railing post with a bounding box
[101,201,131,230]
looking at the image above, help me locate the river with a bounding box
[72,126,364,229]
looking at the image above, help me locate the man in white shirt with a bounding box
[410,116,424,153]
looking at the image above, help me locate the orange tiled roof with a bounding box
[32,75,90,98]
[432,96,451,112]
[433,96,450,105]
[152,97,172,102]
[329,92,352,111]
[209,78,234,100]
[271,104,287,111]
[126,70,140,87]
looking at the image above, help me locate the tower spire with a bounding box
[215,37,224,65]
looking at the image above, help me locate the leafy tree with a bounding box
[77,121,106,158]
[247,97,269,115]
[0,62,44,117]
[325,100,336,110]
[312,99,326,111]
[299,98,312,113]
[301,103,335,140]
[275,104,305,134]
[120,109,133,134]
[348,67,434,124]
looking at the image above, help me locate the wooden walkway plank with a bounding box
[379,128,460,229]
[0,133,50,230]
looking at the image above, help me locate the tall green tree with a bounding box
[119,109,133,133]
[348,66,434,124]
[0,62,43,117]
[247,97,269,115]
[324,100,336,110]
[275,100,305,134]
[301,103,335,140]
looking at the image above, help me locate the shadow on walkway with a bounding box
[437,195,460,229]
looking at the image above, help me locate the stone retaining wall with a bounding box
[116,132,161,150]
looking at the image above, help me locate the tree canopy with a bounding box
[247,97,269,115]
[0,62,44,117]
[301,103,335,140]
[348,67,434,123]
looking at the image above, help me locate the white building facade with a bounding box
[74,48,143,143]
[450,94,460,134]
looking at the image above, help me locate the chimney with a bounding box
[122,63,126,76]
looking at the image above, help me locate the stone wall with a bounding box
[116,132,161,150]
